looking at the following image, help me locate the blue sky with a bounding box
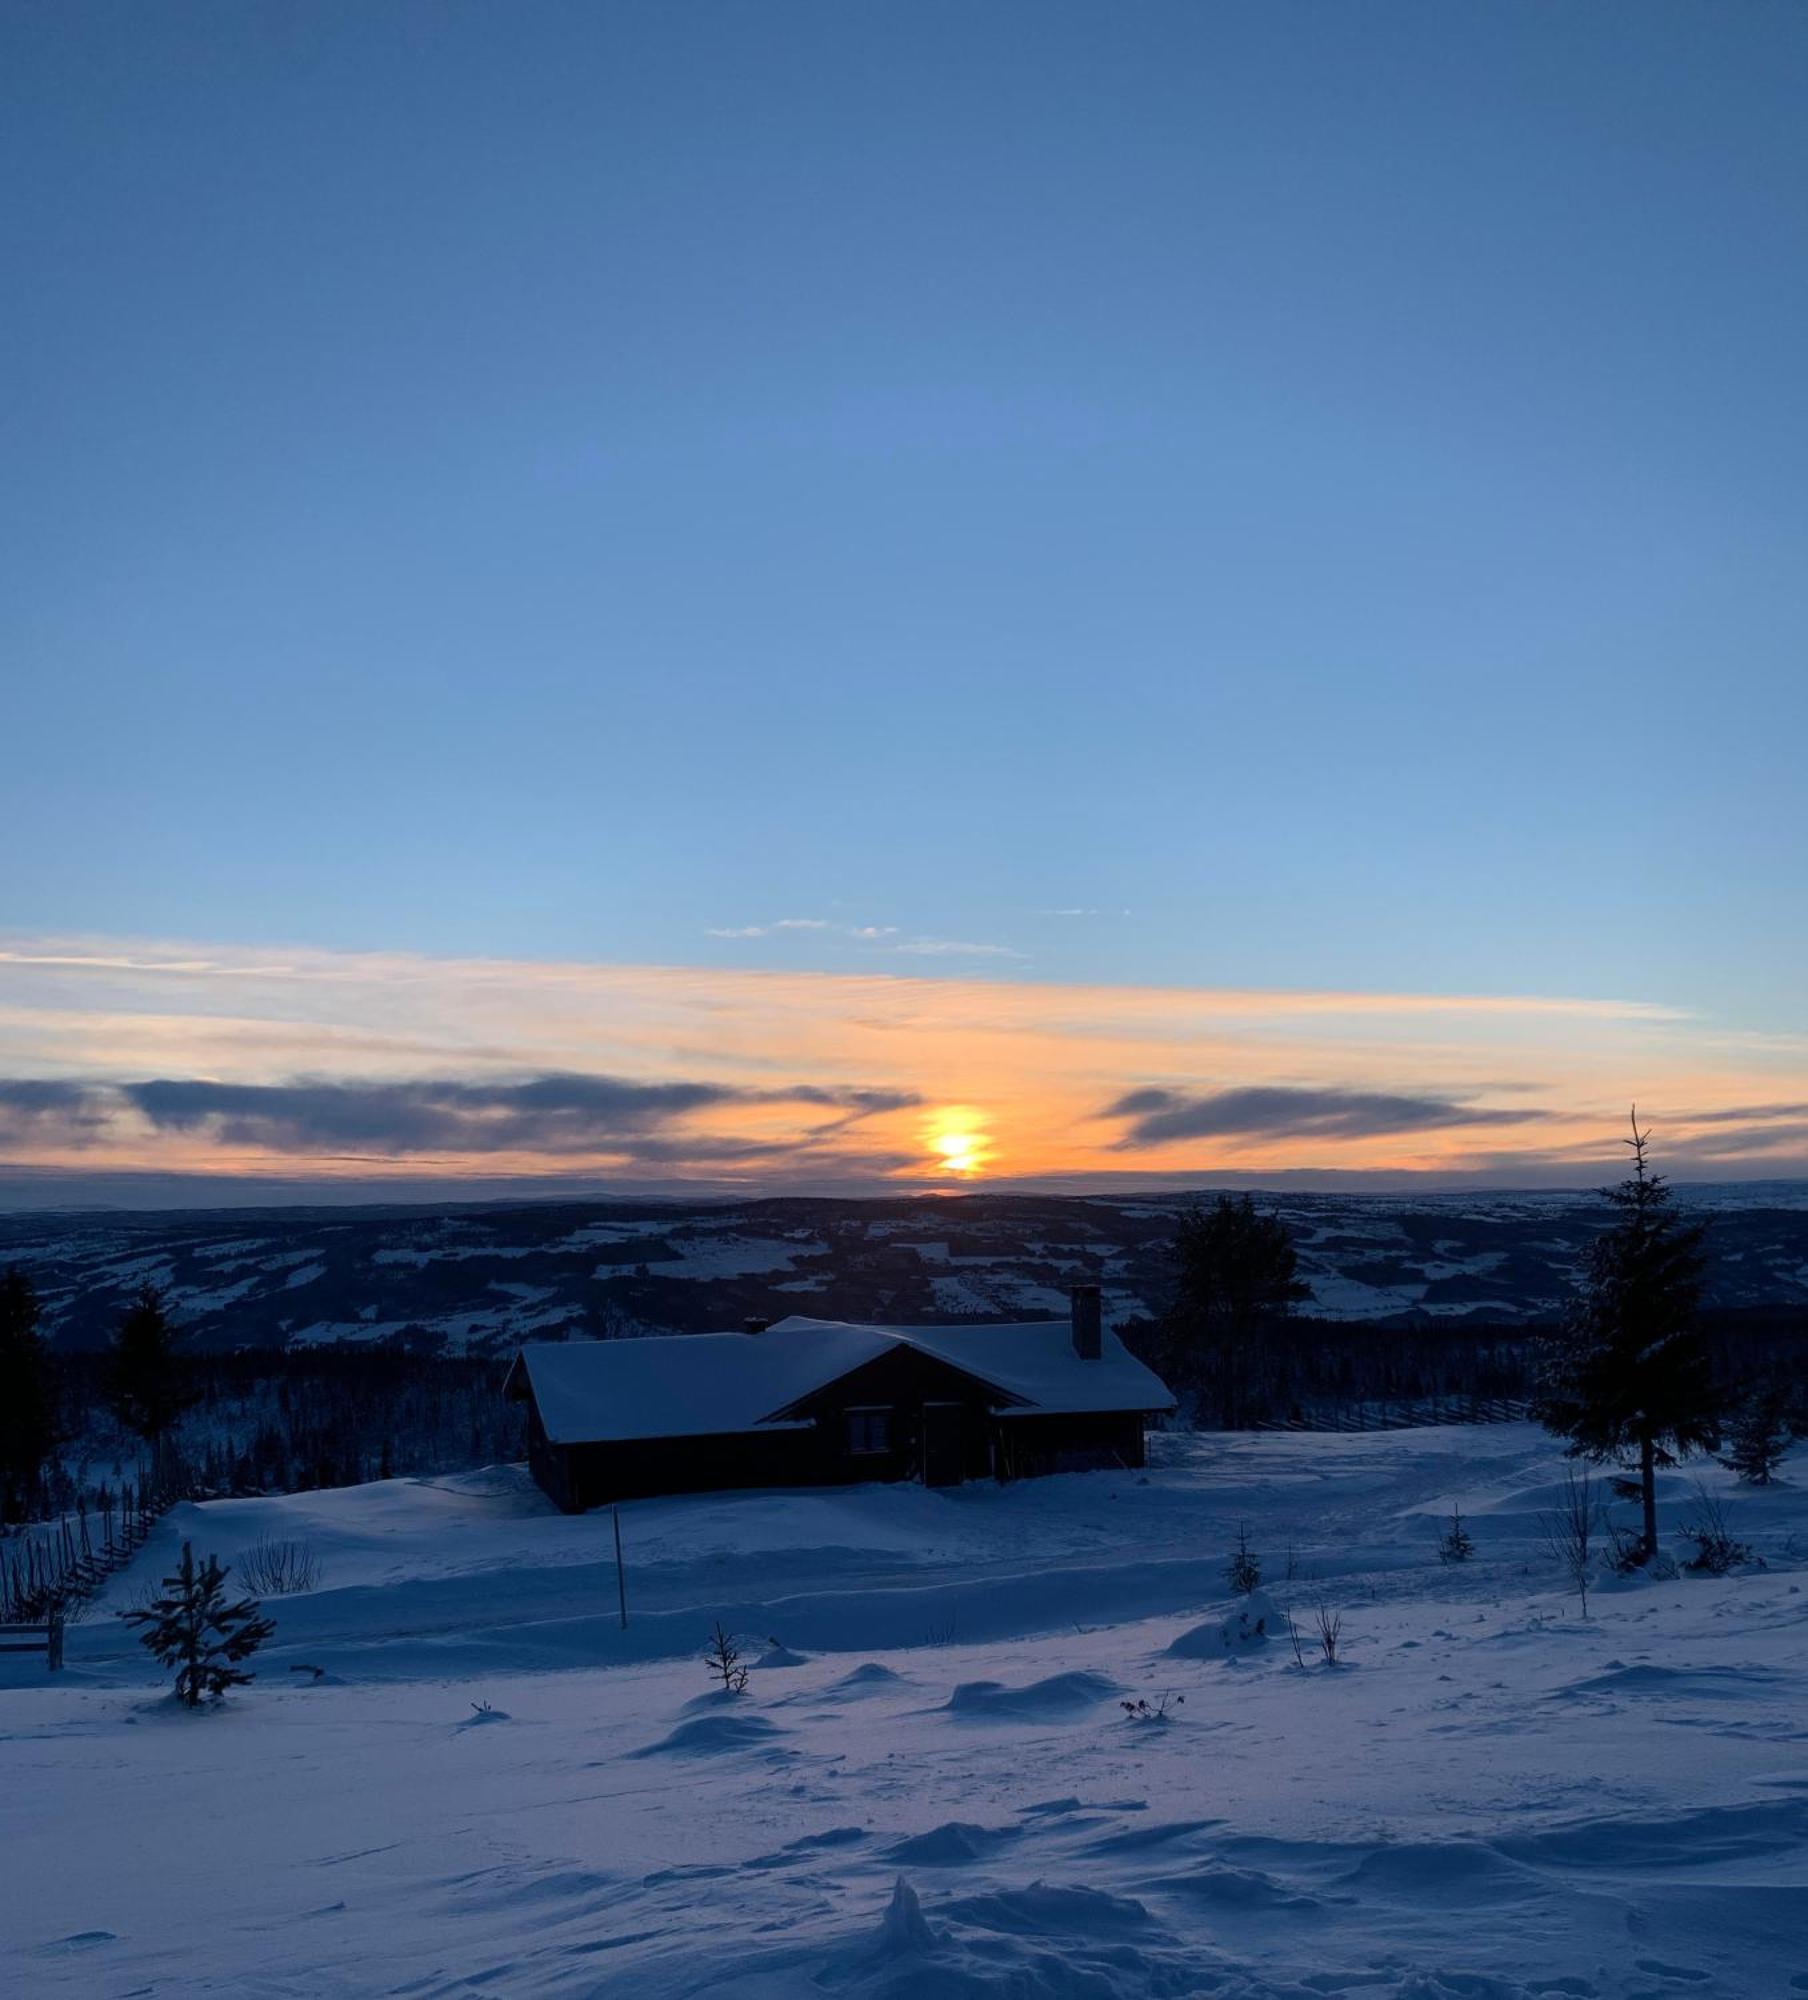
[2,5,1806,1191]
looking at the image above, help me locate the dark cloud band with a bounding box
[0,1073,919,1162]
[1102,1084,1547,1149]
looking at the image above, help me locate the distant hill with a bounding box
[5,1184,1807,1354]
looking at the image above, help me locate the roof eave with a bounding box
[757,1339,1034,1426]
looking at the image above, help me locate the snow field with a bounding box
[4,1425,1807,1997]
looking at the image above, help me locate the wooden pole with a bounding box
[612,1506,628,1630]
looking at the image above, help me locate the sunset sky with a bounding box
[4,7,1805,1200]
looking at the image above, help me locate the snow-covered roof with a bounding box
[507,1322,887,1444]
[768,1317,1173,1420]
[508,1315,1174,1446]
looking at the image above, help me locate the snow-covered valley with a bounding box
[5,1425,1807,1997]
[11,1186,1808,1356]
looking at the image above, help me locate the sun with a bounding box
[925,1110,989,1179]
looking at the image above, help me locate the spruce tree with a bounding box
[122,1541,275,1706]
[1720,1389,1793,1486]
[106,1284,196,1485]
[1533,1112,1718,1564]
[0,1267,58,1525]
[1159,1195,1310,1425]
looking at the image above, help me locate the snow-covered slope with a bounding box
[5,1426,1807,1996]
[8,1184,1808,1352]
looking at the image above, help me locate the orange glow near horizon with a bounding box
[926,1108,990,1180]
[1,933,1805,1188]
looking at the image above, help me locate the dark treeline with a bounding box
[1121,1187,1808,1437]
[2,1337,520,1620]
[59,1345,519,1503]
[7,1323,517,1527]
[1123,1303,1807,1431]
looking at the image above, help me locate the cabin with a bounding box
[503,1286,1175,1513]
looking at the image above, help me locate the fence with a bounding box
[1252,1396,1533,1434]
[0,1480,166,1642]
[0,1610,65,1672]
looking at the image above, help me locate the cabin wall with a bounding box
[784,1343,1004,1486]
[995,1411,1146,1479]
[546,1430,820,1513]
[522,1400,574,1513]
[517,1345,1155,1512]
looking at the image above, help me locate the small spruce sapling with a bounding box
[1225,1523,1261,1595]
[1437,1504,1475,1564]
[121,1540,274,1707]
[705,1620,748,1695]
[1720,1392,1793,1487]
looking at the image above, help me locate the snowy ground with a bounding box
[5,1426,1807,1998]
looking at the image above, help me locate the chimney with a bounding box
[743,1315,771,1336]
[1070,1284,1102,1361]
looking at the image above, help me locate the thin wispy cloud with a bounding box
[706,918,837,939]
[705,921,1021,962]
[890,938,1028,961]
[1680,1101,1808,1125]
[707,917,901,941]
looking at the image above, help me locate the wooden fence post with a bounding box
[612,1506,628,1630]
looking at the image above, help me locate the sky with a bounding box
[3,4,1805,1200]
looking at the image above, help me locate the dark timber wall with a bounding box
[519,1340,1155,1513]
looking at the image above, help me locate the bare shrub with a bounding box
[235,1537,321,1596]
[1312,1603,1343,1666]
[1680,1481,1754,1576]
[1120,1690,1184,1723]
[1539,1466,1603,1615]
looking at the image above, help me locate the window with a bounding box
[846,1408,892,1455]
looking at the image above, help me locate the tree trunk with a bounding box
[1640,1433,1658,1563]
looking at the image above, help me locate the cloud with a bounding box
[890,938,1028,961]
[0,1073,920,1165]
[0,928,1789,1194]
[707,917,902,943]
[1679,1102,1808,1126]
[1103,1085,1549,1149]
[123,1075,743,1154]
[706,918,839,939]
[0,1079,113,1150]
[705,921,1018,959]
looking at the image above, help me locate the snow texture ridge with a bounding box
[5,1423,1808,1997]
